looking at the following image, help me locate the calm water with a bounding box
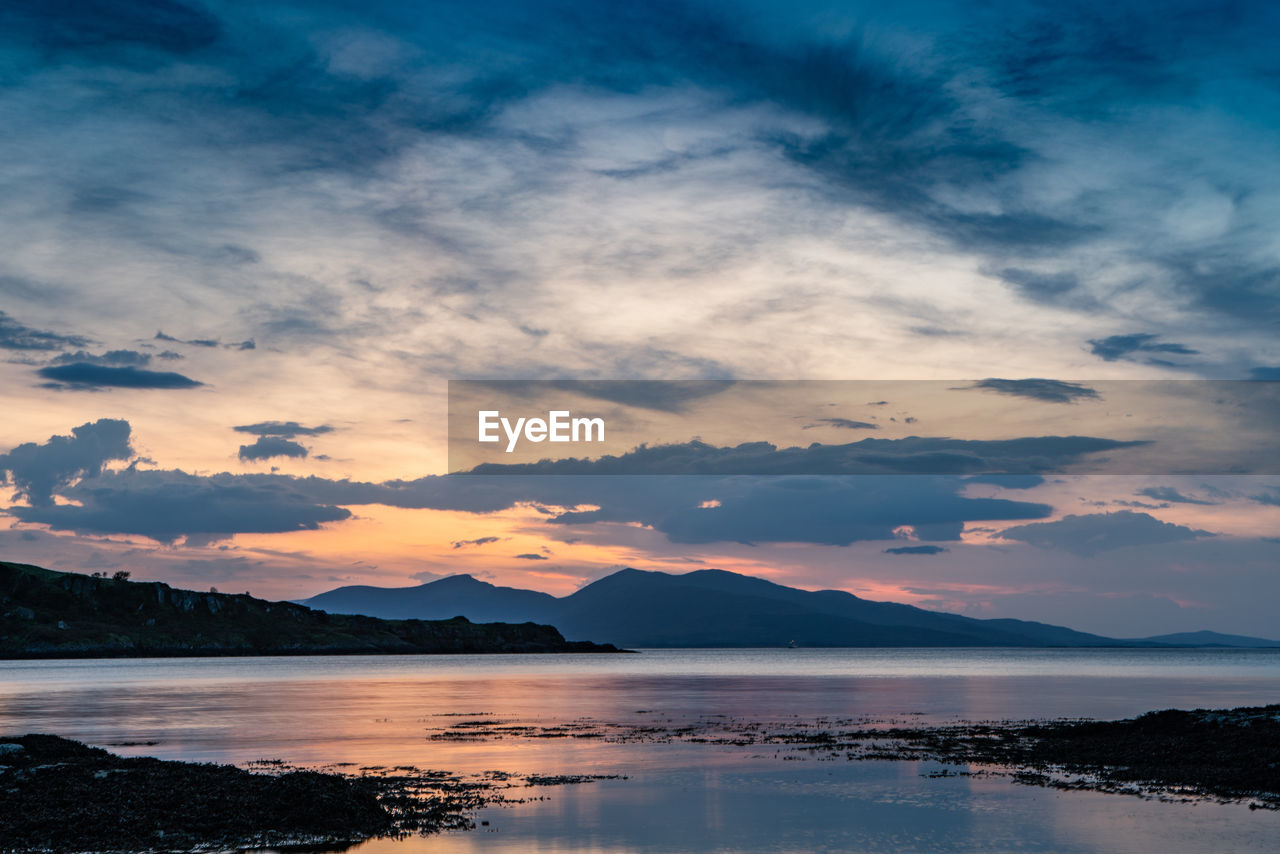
[3,648,1279,852]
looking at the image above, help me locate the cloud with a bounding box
[36,363,203,389]
[233,421,334,438]
[247,468,1052,549]
[238,436,308,461]
[0,311,90,351]
[49,349,152,367]
[154,331,218,347]
[1137,486,1218,506]
[9,468,351,543]
[642,476,1051,546]
[995,268,1081,304]
[968,378,1100,403]
[0,418,133,506]
[884,545,949,555]
[466,436,1145,476]
[0,419,1060,547]
[809,418,878,430]
[513,552,548,560]
[451,536,501,549]
[1250,367,1280,380]
[1088,334,1199,364]
[4,0,221,57]
[1251,490,1280,507]
[998,511,1214,556]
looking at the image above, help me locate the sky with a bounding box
[2,0,1280,638]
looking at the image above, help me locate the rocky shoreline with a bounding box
[424,703,1280,810]
[4,705,1275,852]
[0,734,624,854]
[0,735,397,852]
[841,704,1280,809]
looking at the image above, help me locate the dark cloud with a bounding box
[1165,255,1280,327]
[9,468,351,543]
[513,552,548,560]
[466,436,1145,476]
[0,275,60,302]
[969,378,1100,403]
[1,0,221,56]
[1250,368,1280,380]
[1088,334,1199,364]
[0,418,1059,547]
[643,476,1050,546]
[979,3,1255,114]
[238,436,309,461]
[36,363,203,389]
[996,268,1080,303]
[0,418,133,506]
[1137,486,1218,506]
[154,331,219,348]
[50,349,151,367]
[999,511,1214,556]
[451,536,501,549]
[0,311,90,351]
[884,545,949,555]
[809,418,878,430]
[4,466,1050,550]
[1251,490,1280,507]
[233,421,334,438]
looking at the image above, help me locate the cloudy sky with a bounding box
[2,0,1280,638]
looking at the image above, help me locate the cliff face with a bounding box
[0,561,619,657]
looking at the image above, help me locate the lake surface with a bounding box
[3,648,1279,852]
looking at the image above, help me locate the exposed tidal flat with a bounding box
[3,649,1280,853]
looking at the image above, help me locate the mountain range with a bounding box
[301,567,1280,649]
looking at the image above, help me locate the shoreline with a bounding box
[3,704,1276,852]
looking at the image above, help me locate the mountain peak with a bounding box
[433,573,483,585]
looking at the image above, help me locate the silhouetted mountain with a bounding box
[0,561,619,658]
[1133,630,1280,648]
[302,574,558,623]
[302,566,1262,648]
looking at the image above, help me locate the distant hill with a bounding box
[302,574,559,624]
[0,561,620,658]
[302,566,1276,649]
[1133,630,1280,648]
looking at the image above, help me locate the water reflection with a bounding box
[4,649,1280,852]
